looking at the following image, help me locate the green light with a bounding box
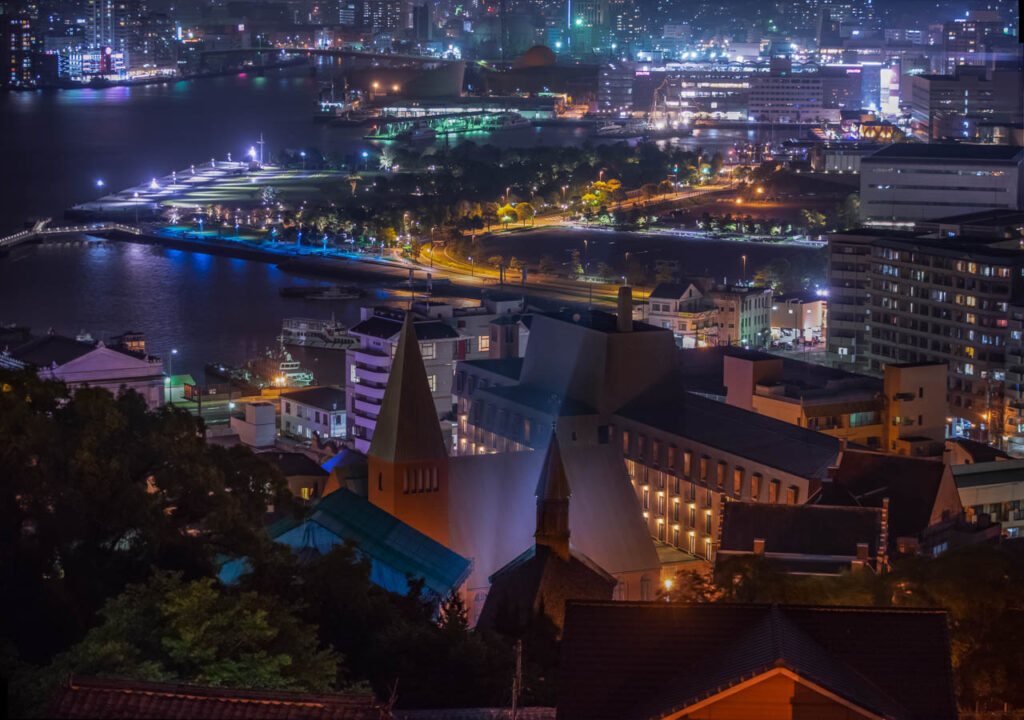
[575,17,583,25]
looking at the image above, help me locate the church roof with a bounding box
[448,443,659,591]
[270,488,471,598]
[558,603,957,720]
[368,314,448,463]
[535,433,570,501]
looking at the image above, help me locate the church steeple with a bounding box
[367,312,450,546]
[535,431,571,561]
[369,312,447,464]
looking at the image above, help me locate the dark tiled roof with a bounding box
[616,375,841,479]
[649,282,699,300]
[260,451,329,478]
[12,334,96,367]
[948,438,1012,464]
[558,602,956,720]
[864,143,1024,162]
[350,316,459,341]
[49,676,384,719]
[460,357,524,380]
[719,502,881,557]
[813,449,952,544]
[281,386,345,411]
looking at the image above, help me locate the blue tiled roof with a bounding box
[277,489,471,598]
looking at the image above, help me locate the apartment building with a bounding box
[709,285,773,348]
[826,217,1024,443]
[345,297,526,453]
[280,386,346,441]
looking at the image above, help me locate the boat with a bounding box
[248,342,314,388]
[595,119,646,138]
[279,284,364,300]
[397,121,437,142]
[282,317,359,351]
[496,112,531,130]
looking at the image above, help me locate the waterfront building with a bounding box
[280,386,346,441]
[558,602,957,720]
[1,332,165,408]
[646,280,718,348]
[747,61,828,124]
[859,144,1024,225]
[598,62,633,113]
[906,66,1024,142]
[345,297,526,453]
[708,284,773,348]
[826,218,1024,443]
[953,458,1024,538]
[717,502,885,574]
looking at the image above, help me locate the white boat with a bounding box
[249,342,314,387]
[497,112,531,130]
[398,122,437,142]
[282,317,359,351]
[596,119,646,137]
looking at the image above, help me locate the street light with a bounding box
[505,186,511,203]
[168,347,178,384]
[741,254,747,282]
[132,191,139,224]
[300,150,306,170]
[468,255,474,277]
[96,179,104,188]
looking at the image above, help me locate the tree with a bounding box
[48,572,339,693]
[596,262,615,280]
[378,227,398,246]
[515,203,535,226]
[569,250,583,275]
[801,209,827,233]
[655,264,676,284]
[509,256,526,283]
[498,204,516,227]
[260,186,277,206]
[710,151,724,176]
[837,193,861,229]
[0,371,293,665]
[640,183,658,199]
[538,254,557,275]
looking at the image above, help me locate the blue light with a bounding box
[361,151,370,158]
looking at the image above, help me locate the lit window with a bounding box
[300,487,313,500]
[428,374,437,392]
[477,335,490,352]
[420,342,436,359]
[769,479,780,503]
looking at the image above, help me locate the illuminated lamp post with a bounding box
[132,191,139,224]
[300,150,306,170]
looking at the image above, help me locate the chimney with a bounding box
[617,286,633,333]
[856,542,869,560]
[753,538,765,554]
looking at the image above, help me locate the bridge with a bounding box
[365,111,528,140]
[282,48,459,67]
[0,220,142,251]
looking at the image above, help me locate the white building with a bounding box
[708,285,773,348]
[230,401,277,448]
[860,144,1024,225]
[647,281,718,348]
[280,386,346,441]
[3,333,165,408]
[345,297,527,453]
[954,458,1024,538]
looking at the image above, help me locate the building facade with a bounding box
[280,386,346,441]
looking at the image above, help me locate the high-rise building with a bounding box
[906,66,1024,142]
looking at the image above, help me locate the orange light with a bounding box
[756,187,764,194]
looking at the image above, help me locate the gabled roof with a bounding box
[368,315,447,463]
[11,334,97,367]
[616,373,841,480]
[719,502,882,559]
[260,451,329,478]
[814,449,956,544]
[274,488,471,598]
[448,444,659,591]
[558,603,957,720]
[280,386,346,411]
[350,316,459,342]
[948,437,1012,464]
[49,675,383,719]
[649,282,700,300]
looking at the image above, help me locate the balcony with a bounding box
[351,348,391,368]
[352,414,377,430]
[355,366,389,385]
[354,398,382,417]
[353,383,386,400]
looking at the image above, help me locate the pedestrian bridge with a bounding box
[0,220,141,251]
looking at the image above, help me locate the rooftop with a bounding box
[49,675,383,719]
[558,602,956,720]
[280,386,345,411]
[11,334,98,367]
[719,502,882,558]
[349,316,460,342]
[863,143,1024,163]
[617,372,842,479]
[952,458,1024,489]
[542,308,664,334]
[479,383,596,417]
[459,357,524,381]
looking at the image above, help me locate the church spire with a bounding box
[368,312,447,463]
[535,431,571,561]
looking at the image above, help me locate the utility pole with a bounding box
[511,639,522,720]
[257,133,266,165]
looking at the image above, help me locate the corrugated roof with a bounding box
[558,602,957,720]
[49,676,384,719]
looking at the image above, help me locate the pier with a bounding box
[0,220,141,252]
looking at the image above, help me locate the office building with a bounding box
[907,67,1024,142]
[709,285,773,348]
[860,144,1024,225]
